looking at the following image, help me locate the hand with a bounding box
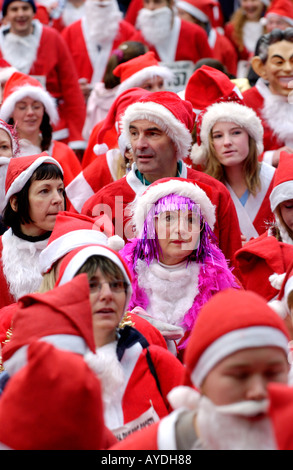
[272,146,293,167]
[78,78,92,102]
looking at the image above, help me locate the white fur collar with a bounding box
[136,259,199,327]
[1,228,48,300]
[256,78,293,147]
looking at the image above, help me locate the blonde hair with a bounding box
[229,3,265,52]
[205,131,261,196]
[38,264,59,293]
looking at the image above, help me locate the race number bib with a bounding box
[160,61,195,93]
[112,404,160,441]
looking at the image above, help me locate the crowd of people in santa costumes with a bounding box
[3,0,293,452]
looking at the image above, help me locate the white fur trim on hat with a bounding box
[177,1,209,22]
[39,230,110,274]
[121,101,192,160]
[0,85,59,125]
[191,326,289,388]
[270,181,293,213]
[269,272,286,291]
[58,244,132,307]
[167,385,201,411]
[195,101,264,165]
[130,179,216,236]
[268,299,289,319]
[4,155,63,207]
[93,143,109,156]
[116,65,174,96]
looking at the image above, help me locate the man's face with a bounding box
[143,0,170,10]
[5,1,34,36]
[262,40,293,96]
[129,119,178,183]
[200,347,289,406]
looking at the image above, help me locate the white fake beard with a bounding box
[84,0,122,45]
[0,158,10,215]
[3,32,39,75]
[84,342,125,429]
[2,230,48,301]
[262,93,293,148]
[196,396,277,450]
[136,7,173,46]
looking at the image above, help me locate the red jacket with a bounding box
[0,23,87,145]
[62,18,136,83]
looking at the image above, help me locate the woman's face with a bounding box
[89,268,127,343]
[240,0,264,21]
[12,97,44,138]
[17,177,65,236]
[0,129,13,158]
[279,199,293,233]
[155,208,201,265]
[211,121,250,169]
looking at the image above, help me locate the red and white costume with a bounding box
[67,150,122,213]
[52,243,184,439]
[243,78,293,160]
[235,231,293,301]
[0,19,86,146]
[235,151,293,302]
[62,17,136,85]
[0,154,64,309]
[187,66,272,241]
[176,0,237,76]
[225,162,275,240]
[131,16,213,64]
[111,288,289,450]
[0,275,117,450]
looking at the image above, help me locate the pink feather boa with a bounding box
[120,239,240,349]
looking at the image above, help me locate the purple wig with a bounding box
[133,194,218,267]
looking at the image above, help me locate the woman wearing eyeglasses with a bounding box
[50,242,184,441]
[120,177,240,358]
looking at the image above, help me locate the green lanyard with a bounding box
[135,161,183,186]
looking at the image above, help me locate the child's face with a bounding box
[262,40,293,97]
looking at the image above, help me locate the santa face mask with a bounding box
[136,7,174,45]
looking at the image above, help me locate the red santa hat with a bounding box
[113,51,173,95]
[268,383,293,450]
[176,0,217,23]
[185,66,264,165]
[2,274,96,366]
[269,259,293,319]
[0,71,59,125]
[4,152,63,207]
[264,0,293,26]
[93,87,147,156]
[55,244,133,309]
[0,58,17,85]
[0,275,115,450]
[39,211,125,275]
[269,151,293,213]
[122,91,195,160]
[184,289,289,389]
[130,177,216,236]
[0,340,114,450]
